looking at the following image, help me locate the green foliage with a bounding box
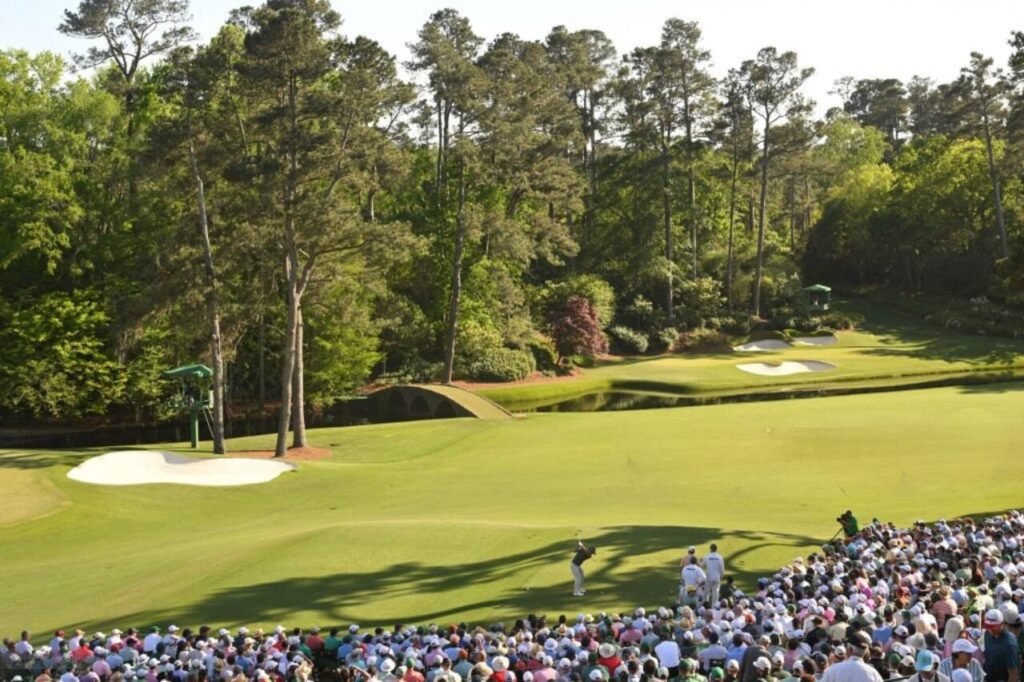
[454,319,504,375]
[675,277,725,328]
[673,328,732,354]
[525,336,559,373]
[815,116,889,176]
[463,259,533,346]
[536,275,616,329]
[747,328,789,342]
[650,327,680,353]
[607,325,649,355]
[376,360,444,385]
[467,348,536,382]
[719,315,753,337]
[806,135,1006,296]
[618,295,662,335]
[820,312,862,331]
[120,323,176,421]
[0,290,123,418]
[305,285,383,407]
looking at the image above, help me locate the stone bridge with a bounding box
[366,384,513,423]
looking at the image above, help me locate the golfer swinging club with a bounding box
[571,538,596,596]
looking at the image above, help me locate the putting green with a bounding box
[1,382,1022,636]
[478,299,1024,408]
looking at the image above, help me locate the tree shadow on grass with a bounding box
[837,300,1024,365]
[858,338,1024,365]
[41,525,823,635]
[0,449,103,470]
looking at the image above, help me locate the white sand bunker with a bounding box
[791,334,838,346]
[68,450,295,487]
[733,339,791,352]
[736,360,837,376]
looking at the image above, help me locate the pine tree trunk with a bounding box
[258,317,266,408]
[982,112,1009,259]
[275,74,301,458]
[663,143,674,323]
[753,125,770,318]
[441,157,467,385]
[789,174,796,251]
[291,306,307,448]
[275,258,298,457]
[726,142,739,310]
[689,169,697,280]
[188,140,226,455]
[685,118,697,280]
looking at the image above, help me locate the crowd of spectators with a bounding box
[4,511,1024,682]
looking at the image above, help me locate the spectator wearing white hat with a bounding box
[981,609,1019,682]
[90,650,111,681]
[938,639,985,682]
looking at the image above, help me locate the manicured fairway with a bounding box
[1,382,1022,636]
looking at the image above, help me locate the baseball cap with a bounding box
[951,640,978,655]
[915,650,936,672]
[985,609,1004,626]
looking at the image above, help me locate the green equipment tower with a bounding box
[164,364,214,449]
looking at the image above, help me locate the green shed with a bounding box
[803,284,832,312]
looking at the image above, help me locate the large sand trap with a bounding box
[736,360,837,376]
[68,450,295,487]
[733,339,791,352]
[792,334,838,346]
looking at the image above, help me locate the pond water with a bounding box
[524,391,699,413]
[513,372,1024,414]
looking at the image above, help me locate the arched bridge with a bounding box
[366,384,513,423]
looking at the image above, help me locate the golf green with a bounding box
[479,300,1024,408]
[1,382,1021,637]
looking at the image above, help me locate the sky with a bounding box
[5,0,1024,115]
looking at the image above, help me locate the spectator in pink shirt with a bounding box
[90,650,111,681]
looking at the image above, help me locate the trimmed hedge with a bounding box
[673,328,733,354]
[608,325,649,354]
[526,337,559,373]
[650,327,680,353]
[468,348,536,382]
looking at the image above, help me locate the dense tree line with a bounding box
[2,0,1022,453]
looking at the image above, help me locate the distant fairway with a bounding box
[2,381,1023,635]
